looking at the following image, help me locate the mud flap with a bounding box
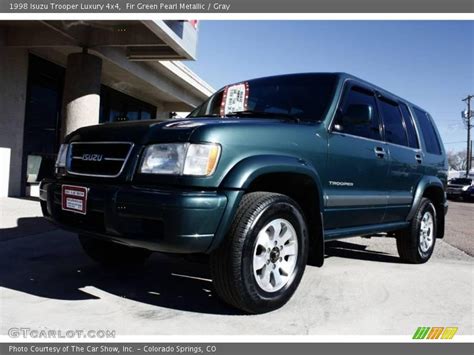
[308,212,325,267]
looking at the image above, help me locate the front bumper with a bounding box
[447,187,462,196]
[40,179,230,253]
[447,188,473,200]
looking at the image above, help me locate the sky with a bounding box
[186,21,474,152]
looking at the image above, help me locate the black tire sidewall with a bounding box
[240,198,308,309]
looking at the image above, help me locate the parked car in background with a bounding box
[447,177,474,201]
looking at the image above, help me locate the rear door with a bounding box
[325,83,390,229]
[377,97,424,222]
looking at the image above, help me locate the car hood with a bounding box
[65,117,294,145]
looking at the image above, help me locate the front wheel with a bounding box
[396,197,437,263]
[210,192,309,314]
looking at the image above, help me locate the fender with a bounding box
[407,176,444,221]
[221,154,325,210]
[407,175,446,238]
[208,155,325,266]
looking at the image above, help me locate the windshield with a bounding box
[450,178,472,185]
[188,73,338,121]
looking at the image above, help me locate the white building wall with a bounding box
[0,48,29,196]
[0,148,11,197]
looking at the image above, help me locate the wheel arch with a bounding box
[215,155,325,266]
[408,176,446,239]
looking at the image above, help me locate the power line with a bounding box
[461,95,473,175]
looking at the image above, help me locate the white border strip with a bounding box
[0,13,473,20]
[0,11,471,347]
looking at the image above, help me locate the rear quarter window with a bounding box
[413,107,442,155]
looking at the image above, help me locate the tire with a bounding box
[210,192,309,314]
[78,234,151,268]
[396,197,437,264]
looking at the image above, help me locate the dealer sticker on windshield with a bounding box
[61,185,88,215]
[220,82,249,116]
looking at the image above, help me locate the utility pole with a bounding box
[462,95,473,177]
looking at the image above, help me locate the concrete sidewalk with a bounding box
[0,197,472,336]
[0,197,55,241]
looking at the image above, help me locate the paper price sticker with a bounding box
[220,82,249,116]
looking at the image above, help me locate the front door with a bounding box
[324,84,390,229]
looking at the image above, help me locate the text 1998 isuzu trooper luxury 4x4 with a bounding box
[40,73,448,313]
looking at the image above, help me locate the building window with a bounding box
[22,55,65,192]
[99,86,157,123]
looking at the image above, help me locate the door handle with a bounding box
[415,154,423,164]
[374,146,386,159]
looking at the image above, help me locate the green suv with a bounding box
[40,73,448,313]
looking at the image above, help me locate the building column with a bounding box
[61,51,102,139]
[0,48,28,197]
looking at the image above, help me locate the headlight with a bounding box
[183,144,221,176]
[55,144,69,168]
[140,143,221,176]
[462,185,470,191]
[140,144,187,175]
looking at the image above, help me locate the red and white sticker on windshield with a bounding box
[220,82,249,116]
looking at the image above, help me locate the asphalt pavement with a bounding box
[444,199,474,256]
[0,198,472,336]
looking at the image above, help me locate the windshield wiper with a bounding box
[225,110,300,122]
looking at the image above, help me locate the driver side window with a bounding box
[334,86,382,141]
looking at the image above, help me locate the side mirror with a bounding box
[342,104,372,126]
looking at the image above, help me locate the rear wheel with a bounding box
[396,197,437,263]
[79,234,151,268]
[210,192,309,314]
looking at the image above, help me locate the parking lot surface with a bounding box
[0,198,472,336]
[444,199,474,256]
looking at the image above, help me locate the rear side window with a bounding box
[413,108,442,155]
[379,98,408,147]
[399,103,419,149]
[335,86,382,141]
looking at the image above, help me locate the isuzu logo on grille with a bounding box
[82,154,103,162]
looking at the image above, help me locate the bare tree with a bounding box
[447,150,467,170]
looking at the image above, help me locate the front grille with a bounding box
[67,142,133,177]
